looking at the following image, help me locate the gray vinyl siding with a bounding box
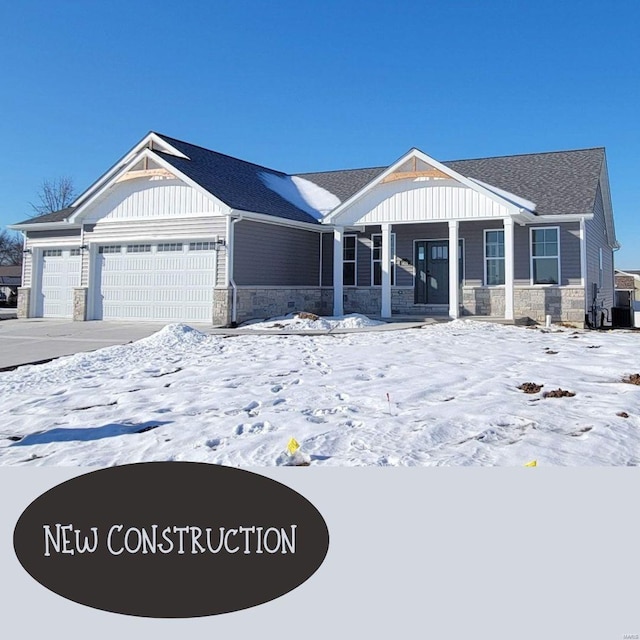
[234,220,321,286]
[26,228,82,239]
[585,182,614,310]
[321,233,333,286]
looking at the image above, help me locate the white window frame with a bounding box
[530,226,561,285]
[598,248,604,289]
[343,234,357,287]
[484,229,505,286]
[371,233,396,287]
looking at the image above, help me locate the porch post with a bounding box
[504,217,514,320]
[381,223,392,318]
[333,226,344,316]
[448,220,459,319]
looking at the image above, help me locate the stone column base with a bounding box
[73,288,88,321]
[17,287,31,319]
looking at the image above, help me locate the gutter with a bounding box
[228,213,243,327]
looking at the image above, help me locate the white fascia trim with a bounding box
[68,149,231,223]
[230,209,325,232]
[70,132,190,209]
[324,148,523,224]
[531,213,594,222]
[8,222,81,231]
[599,155,619,249]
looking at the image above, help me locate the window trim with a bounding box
[530,226,561,286]
[371,233,396,287]
[484,229,505,287]
[343,234,357,287]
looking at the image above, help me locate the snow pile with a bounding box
[1,321,640,467]
[242,313,385,331]
[138,323,209,349]
[259,172,340,219]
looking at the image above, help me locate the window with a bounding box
[126,244,151,253]
[98,245,122,254]
[343,235,357,286]
[189,242,216,251]
[371,234,396,286]
[43,249,63,257]
[598,248,604,289]
[531,228,559,285]
[70,248,82,256]
[484,230,505,286]
[157,243,183,252]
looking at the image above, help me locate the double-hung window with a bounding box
[531,228,560,285]
[371,233,396,286]
[343,235,357,286]
[484,230,504,286]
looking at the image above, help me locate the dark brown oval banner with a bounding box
[13,462,329,617]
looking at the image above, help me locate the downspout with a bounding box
[228,213,243,327]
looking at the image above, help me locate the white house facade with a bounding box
[10,132,618,327]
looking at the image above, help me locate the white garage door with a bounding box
[95,242,217,322]
[41,249,82,318]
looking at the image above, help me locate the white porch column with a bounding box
[381,223,392,318]
[504,217,514,320]
[448,220,459,319]
[333,226,344,316]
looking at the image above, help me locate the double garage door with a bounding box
[39,242,217,322]
[94,242,217,322]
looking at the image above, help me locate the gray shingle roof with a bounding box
[296,148,605,216]
[13,141,606,227]
[15,206,75,225]
[154,134,320,224]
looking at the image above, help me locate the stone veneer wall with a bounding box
[462,286,585,323]
[343,288,381,315]
[17,287,30,319]
[215,287,326,325]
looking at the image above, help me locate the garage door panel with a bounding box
[41,251,81,318]
[96,244,216,322]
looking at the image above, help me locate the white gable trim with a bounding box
[323,148,526,224]
[68,148,231,223]
[599,154,619,250]
[71,132,190,210]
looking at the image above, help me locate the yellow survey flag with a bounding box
[287,438,300,455]
[524,460,537,467]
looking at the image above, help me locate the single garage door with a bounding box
[94,242,217,322]
[40,248,82,317]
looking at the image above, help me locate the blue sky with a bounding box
[1,0,638,267]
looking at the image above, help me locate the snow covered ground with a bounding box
[0,319,639,467]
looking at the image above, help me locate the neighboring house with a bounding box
[0,265,21,305]
[614,269,640,327]
[9,132,618,326]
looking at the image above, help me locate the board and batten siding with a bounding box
[339,180,513,226]
[82,178,223,223]
[233,220,321,286]
[585,182,614,310]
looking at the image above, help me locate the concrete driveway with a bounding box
[0,318,212,371]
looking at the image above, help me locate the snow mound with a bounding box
[259,172,341,220]
[242,313,385,331]
[139,323,209,348]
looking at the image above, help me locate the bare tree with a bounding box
[0,229,23,266]
[30,176,77,216]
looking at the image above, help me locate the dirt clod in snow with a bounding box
[543,388,576,398]
[622,374,640,386]
[518,382,544,394]
[617,411,630,418]
[295,312,319,321]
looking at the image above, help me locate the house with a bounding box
[0,265,21,306]
[614,269,640,327]
[9,132,618,326]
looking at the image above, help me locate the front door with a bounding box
[414,240,463,304]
